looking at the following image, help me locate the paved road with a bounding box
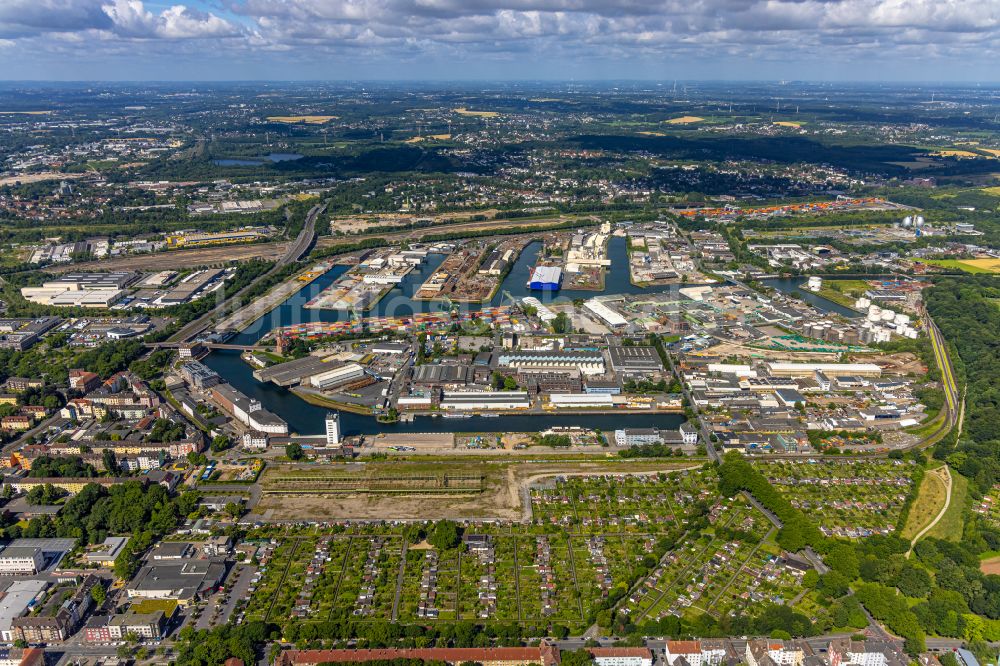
[282,203,323,264]
[907,306,962,450]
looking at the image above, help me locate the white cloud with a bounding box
[1,0,999,78]
[102,0,243,39]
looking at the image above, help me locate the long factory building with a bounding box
[495,350,606,376]
[765,362,882,378]
[440,390,531,411]
[210,383,288,434]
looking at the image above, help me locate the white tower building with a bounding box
[325,412,341,446]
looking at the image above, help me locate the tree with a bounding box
[561,649,594,666]
[223,502,245,521]
[28,455,97,478]
[403,524,427,544]
[286,442,304,461]
[26,483,67,505]
[211,435,231,453]
[91,583,106,606]
[428,520,461,550]
[802,570,820,589]
[101,448,119,474]
[895,563,932,598]
[818,571,850,599]
[552,312,572,334]
[826,542,861,580]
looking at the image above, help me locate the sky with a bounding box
[0,0,999,81]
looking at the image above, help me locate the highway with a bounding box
[911,306,962,449]
[166,202,325,344]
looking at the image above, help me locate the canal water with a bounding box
[228,237,691,345]
[761,277,861,319]
[205,237,851,435]
[213,153,305,166]
[207,347,687,436]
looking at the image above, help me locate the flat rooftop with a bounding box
[255,355,338,386]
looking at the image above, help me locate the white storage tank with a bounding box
[855,297,871,310]
[894,313,910,326]
[881,310,896,322]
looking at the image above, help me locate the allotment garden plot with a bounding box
[617,495,806,626]
[243,532,405,623]
[238,466,908,635]
[757,459,919,538]
[239,469,732,633]
[529,469,719,532]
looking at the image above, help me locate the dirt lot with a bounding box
[47,241,291,273]
[981,556,1000,575]
[0,172,87,187]
[695,341,840,362]
[367,433,456,450]
[255,459,698,522]
[316,215,595,250]
[50,215,590,274]
[330,209,501,234]
[854,352,925,376]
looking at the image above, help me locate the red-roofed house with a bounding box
[587,648,653,666]
[281,646,561,666]
[69,369,101,393]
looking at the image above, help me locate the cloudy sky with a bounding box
[1,0,998,81]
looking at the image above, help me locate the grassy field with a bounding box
[920,258,1000,274]
[900,464,948,541]
[927,470,968,542]
[774,121,803,128]
[816,279,870,308]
